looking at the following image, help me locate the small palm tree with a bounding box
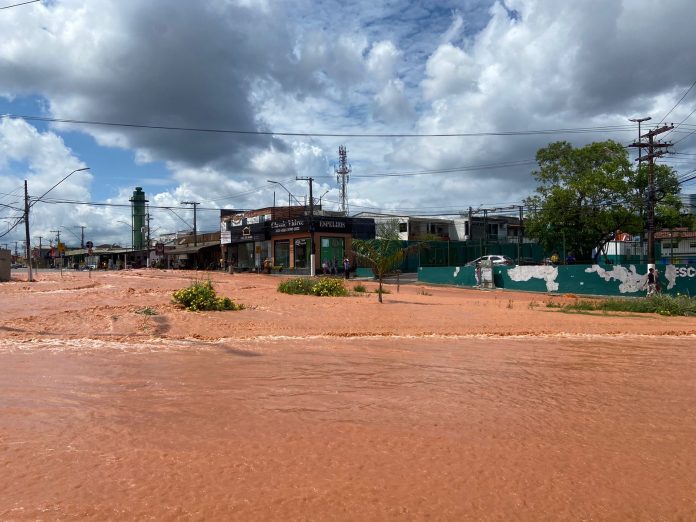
[352,219,422,303]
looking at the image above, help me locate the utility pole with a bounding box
[181,201,199,246]
[518,205,524,265]
[24,180,33,281]
[75,225,86,248]
[335,145,351,215]
[50,229,61,270]
[296,176,315,276]
[631,124,673,267]
[629,117,651,264]
[36,236,43,271]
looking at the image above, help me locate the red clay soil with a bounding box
[1,270,695,520]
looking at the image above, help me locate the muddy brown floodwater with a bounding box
[1,270,696,520]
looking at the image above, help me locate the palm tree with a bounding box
[352,219,423,303]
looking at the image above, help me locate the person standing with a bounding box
[343,257,350,279]
[646,268,656,296]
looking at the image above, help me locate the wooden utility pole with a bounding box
[631,124,673,266]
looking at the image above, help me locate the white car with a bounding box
[466,255,515,267]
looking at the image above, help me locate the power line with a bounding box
[2,114,635,138]
[0,0,39,10]
[659,78,696,124]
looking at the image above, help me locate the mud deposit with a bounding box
[1,336,695,520]
[1,271,696,519]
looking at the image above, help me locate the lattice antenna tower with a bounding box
[335,145,351,215]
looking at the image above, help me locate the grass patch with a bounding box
[278,277,348,297]
[374,287,391,295]
[352,283,367,293]
[172,280,244,311]
[550,294,696,317]
[135,306,158,316]
[418,288,433,296]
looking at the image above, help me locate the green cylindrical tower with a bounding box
[129,187,148,250]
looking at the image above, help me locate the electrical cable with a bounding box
[2,114,635,138]
[0,0,39,10]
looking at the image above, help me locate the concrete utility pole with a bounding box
[181,201,199,246]
[24,180,33,281]
[36,236,43,271]
[631,124,673,267]
[296,176,316,276]
[75,225,86,248]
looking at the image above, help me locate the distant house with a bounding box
[656,229,696,265]
[352,212,523,243]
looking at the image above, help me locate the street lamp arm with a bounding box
[32,167,90,207]
[267,180,302,206]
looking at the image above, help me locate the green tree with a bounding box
[351,219,421,303]
[524,140,682,262]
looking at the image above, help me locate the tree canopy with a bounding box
[524,140,682,262]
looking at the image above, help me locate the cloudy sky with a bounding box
[2,0,696,250]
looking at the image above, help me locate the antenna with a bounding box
[335,145,351,215]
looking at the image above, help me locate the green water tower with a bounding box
[129,187,148,250]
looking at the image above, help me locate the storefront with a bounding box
[221,208,375,273]
[221,210,271,271]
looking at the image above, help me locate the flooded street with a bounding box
[2,335,695,520]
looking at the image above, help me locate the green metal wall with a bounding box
[418,264,696,297]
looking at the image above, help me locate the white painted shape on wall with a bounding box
[508,265,559,292]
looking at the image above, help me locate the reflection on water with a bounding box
[1,336,695,520]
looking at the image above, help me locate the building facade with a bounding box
[220,207,375,273]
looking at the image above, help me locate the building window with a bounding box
[399,222,407,233]
[274,240,290,267]
[294,237,310,268]
[320,237,344,268]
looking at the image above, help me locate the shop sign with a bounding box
[271,218,307,234]
[221,231,232,244]
[316,218,350,233]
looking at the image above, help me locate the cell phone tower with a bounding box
[335,145,351,215]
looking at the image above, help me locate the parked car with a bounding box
[11,263,24,269]
[466,255,515,267]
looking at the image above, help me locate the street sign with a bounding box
[86,241,93,249]
[57,242,66,253]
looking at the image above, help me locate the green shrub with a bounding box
[311,277,348,297]
[172,280,244,311]
[353,284,367,293]
[277,277,315,295]
[277,277,347,297]
[552,294,696,316]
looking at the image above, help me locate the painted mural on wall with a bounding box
[418,264,696,297]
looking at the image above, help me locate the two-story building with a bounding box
[220,206,375,273]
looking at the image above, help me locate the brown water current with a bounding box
[2,336,695,520]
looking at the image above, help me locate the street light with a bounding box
[25,167,90,282]
[116,220,133,249]
[267,180,302,206]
